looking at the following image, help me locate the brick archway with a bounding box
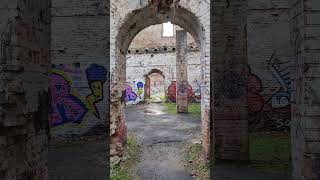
[110,2,211,162]
[144,69,165,99]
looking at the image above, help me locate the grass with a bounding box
[161,102,201,117]
[184,143,209,180]
[249,131,291,175]
[111,135,141,180]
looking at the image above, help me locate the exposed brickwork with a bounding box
[213,0,249,161]
[111,0,210,162]
[289,0,320,179]
[0,0,50,179]
[176,30,188,113]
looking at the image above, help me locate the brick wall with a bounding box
[50,0,109,139]
[0,0,51,179]
[111,0,210,162]
[126,51,201,104]
[247,0,291,131]
[289,0,320,179]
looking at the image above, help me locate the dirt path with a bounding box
[125,102,200,180]
[48,102,290,180]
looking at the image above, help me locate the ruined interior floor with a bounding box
[48,102,289,180]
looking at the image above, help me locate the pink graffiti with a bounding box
[50,73,88,126]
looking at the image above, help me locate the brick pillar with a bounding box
[212,0,249,161]
[176,30,188,113]
[289,0,320,179]
[0,0,51,179]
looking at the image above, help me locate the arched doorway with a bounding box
[144,69,166,101]
[110,3,210,162]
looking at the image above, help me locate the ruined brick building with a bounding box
[0,0,319,179]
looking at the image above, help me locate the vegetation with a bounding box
[184,143,209,180]
[111,135,141,180]
[249,131,291,175]
[161,102,201,117]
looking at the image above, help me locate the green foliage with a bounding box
[184,143,209,180]
[110,136,141,180]
[161,102,201,117]
[249,132,291,175]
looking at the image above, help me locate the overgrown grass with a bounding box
[111,136,141,180]
[184,143,209,180]
[249,132,291,175]
[161,102,201,117]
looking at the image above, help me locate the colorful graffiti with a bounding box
[167,81,193,102]
[125,80,145,104]
[50,72,88,127]
[247,53,291,131]
[137,82,144,98]
[50,63,107,127]
[85,64,107,119]
[125,84,138,102]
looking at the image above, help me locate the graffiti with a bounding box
[0,19,14,64]
[217,70,246,99]
[125,84,138,102]
[247,67,264,113]
[194,79,201,96]
[50,72,88,127]
[268,52,291,108]
[125,80,145,104]
[247,52,292,131]
[85,64,107,119]
[167,81,193,102]
[137,82,144,98]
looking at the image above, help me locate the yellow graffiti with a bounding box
[85,81,103,119]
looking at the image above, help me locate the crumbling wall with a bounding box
[126,51,201,103]
[247,0,291,131]
[50,0,109,139]
[111,0,210,162]
[289,0,320,179]
[0,0,51,179]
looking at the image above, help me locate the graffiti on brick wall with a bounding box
[125,80,145,105]
[50,63,107,127]
[193,79,201,101]
[166,81,194,102]
[125,84,138,102]
[217,70,246,99]
[137,82,144,98]
[248,53,291,131]
[0,19,14,64]
[85,64,107,119]
[50,71,88,126]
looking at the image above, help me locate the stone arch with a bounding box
[146,68,165,78]
[110,2,210,162]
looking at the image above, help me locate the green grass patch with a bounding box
[249,132,291,175]
[161,102,201,117]
[159,95,166,101]
[111,136,141,180]
[184,143,209,180]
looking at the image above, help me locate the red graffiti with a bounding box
[167,81,193,102]
[247,73,264,113]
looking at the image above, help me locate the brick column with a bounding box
[289,0,320,179]
[176,30,188,113]
[212,0,249,161]
[0,0,51,179]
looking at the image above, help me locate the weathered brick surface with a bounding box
[0,0,50,179]
[50,0,109,139]
[213,0,249,161]
[111,0,210,161]
[289,0,320,179]
[176,30,188,113]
